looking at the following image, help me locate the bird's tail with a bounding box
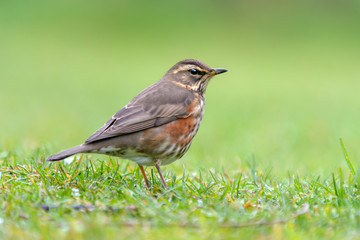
[47,144,89,161]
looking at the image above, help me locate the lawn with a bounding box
[1,142,360,239]
[1,1,360,239]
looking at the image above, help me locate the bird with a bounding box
[47,59,227,188]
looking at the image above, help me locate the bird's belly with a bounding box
[97,146,179,166]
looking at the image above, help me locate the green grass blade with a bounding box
[340,138,355,175]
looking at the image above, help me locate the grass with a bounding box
[1,139,360,239]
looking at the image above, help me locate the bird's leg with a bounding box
[138,164,151,188]
[154,159,168,189]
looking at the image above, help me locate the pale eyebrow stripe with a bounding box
[173,65,203,73]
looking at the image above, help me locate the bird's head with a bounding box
[165,59,227,94]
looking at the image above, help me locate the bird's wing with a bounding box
[85,82,194,144]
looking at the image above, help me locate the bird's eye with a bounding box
[189,69,199,75]
[189,69,204,75]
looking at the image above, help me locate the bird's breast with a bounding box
[137,97,205,163]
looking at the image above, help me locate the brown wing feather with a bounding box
[85,81,194,144]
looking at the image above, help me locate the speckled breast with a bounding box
[135,98,205,165]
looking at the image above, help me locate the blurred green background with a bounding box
[1,0,359,174]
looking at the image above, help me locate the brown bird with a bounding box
[47,59,227,188]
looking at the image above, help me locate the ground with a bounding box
[1,142,360,239]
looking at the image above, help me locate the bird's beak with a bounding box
[212,68,228,75]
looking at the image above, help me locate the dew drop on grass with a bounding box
[71,188,80,197]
